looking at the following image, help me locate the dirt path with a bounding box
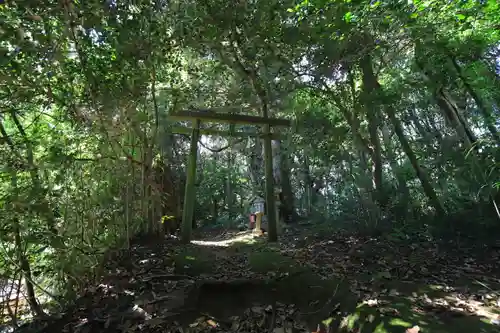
[13,228,500,333]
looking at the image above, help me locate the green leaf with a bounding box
[456,13,466,20]
[486,0,498,11]
[344,11,353,22]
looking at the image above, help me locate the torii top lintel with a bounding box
[169,109,291,127]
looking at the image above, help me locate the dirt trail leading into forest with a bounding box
[13,227,500,333]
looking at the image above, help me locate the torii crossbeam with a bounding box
[168,109,291,243]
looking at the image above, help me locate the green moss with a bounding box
[248,250,299,274]
[173,247,214,275]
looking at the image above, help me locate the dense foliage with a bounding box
[0,0,498,328]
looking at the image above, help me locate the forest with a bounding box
[0,0,499,332]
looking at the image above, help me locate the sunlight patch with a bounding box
[191,233,257,247]
[389,318,411,327]
[98,283,114,291]
[374,322,387,333]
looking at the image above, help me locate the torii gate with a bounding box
[168,109,291,243]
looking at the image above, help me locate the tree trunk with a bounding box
[414,53,477,149]
[435,87,477,149]
[181,120,200,243]
[11,172,46,319]
[386,106,445,215]
[407,108,432,141]
[278,140,296,223]
[263,124,278,242]
[450,56,500,145]
[248,137,264,194]
[271,140,281,185]
[211,198,218,224]
[359,55,385,205]
[269,139,295,223]
[355,144,380,221]
[330,97,379,217]
[14,225,45,318]
[302,155,313,214]
[226,125,235,220]
[381,124,411,210]
[363,53,445,215]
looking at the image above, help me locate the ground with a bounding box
[14,223,500,333]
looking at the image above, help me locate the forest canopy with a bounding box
[0,0,499,331]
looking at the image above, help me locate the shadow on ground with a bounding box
[11,225,500,333]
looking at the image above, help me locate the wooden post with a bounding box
[263,124,278,241]
[227,123,235,221]
[255,212,263,232]
[274,189,283,234]
[181,119,201,243]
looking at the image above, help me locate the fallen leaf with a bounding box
[189,316,205,327]
[406,325,420,333]
[364,299,378,306]
[206,319,218,327]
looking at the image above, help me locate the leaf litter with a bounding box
[13,227,500,333]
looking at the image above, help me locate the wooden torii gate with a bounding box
[169,109,291,243]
